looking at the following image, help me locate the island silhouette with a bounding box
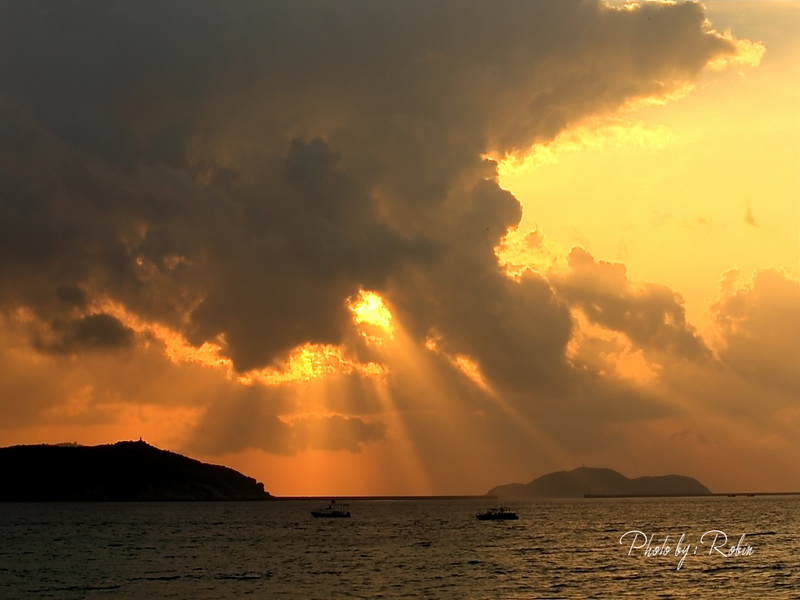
[0,440,273,501]
[489,466,711,498]
[2,443,722,502]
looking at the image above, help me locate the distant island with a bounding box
[0,440,273,501]
[489,466,711,498]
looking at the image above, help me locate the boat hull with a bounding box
[476,507,519,520]
[476,513,518,520]
[311,511,350,518]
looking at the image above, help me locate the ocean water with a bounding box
[0,496,797,599]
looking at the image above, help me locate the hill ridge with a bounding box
[0,440,273,501]
[489,466,711,498]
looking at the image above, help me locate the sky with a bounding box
[0,0,797,496]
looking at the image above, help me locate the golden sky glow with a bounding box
[498,1,798,332]
[0,1,797,497]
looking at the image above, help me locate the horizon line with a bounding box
[272,492,800,500]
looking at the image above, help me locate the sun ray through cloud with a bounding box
[0,0,796,499]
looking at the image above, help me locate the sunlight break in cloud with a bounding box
[0,0,794,494]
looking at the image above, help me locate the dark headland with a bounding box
[0,440,273,501]
[489,466,712,499]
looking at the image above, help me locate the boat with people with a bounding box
[476,507,519,520]
[311,500,351,518]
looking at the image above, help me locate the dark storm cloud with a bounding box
[34,313,135,355]
[554,248,709,361]
[183,136,437,370]
[0,1,739,453]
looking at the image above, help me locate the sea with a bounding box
[0,496,797,599]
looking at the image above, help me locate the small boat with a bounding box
[311,500,351,518]
[476,507,518,521]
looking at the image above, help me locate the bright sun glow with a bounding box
[241,343,386,386]
[488,116,673,177]
[97,298,385,386]
[348,289,395,340]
